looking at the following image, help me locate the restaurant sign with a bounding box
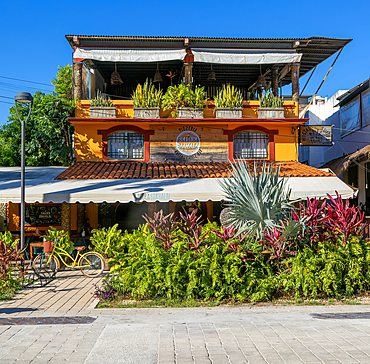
[299,125,333,146]
[175,127,202,158]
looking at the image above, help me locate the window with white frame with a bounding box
[107,131,144,160]
[233,131,268,159]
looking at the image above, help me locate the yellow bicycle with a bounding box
[32,238,105,279]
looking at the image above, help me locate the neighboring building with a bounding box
[300,79,370,207]
[0,35,355,237]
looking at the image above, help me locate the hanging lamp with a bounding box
[207,64,216,81]
[255,65,267,89]
[153,62,163,83]
[110,63,123,85]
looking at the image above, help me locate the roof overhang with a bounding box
[66,35,352,89]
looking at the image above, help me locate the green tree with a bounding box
[52,65,73,100]
[0,66,75,166]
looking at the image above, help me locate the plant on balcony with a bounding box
[90,90,115,118]
[258,91,284,118]
[132,79,162,118]
[162,82,207,118]
[214,84,244,118]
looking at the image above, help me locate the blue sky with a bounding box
[0,0,368,125]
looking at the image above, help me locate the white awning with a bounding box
[0,175,356,204]
[74,47,187,63]
[191,48,302,64]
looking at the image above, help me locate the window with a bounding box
[107,131,144,160]
[233,131,268,159]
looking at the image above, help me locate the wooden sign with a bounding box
[299,125,333,146]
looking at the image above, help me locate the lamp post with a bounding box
[15,92,33,250]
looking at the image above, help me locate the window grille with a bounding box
[233,132,268,159]
[107,131,144,160]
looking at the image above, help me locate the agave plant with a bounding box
[214,84,244,108]
[258,90,283,108]
[91,90,113,107]
[218,161,293,245]
[132,78,162,108]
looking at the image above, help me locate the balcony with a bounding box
[75,100,299,119]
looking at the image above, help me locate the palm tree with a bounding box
[218,161,293,243]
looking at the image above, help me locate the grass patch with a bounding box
[0,283,22,301]
[95,295,369,309]
[96,296,226,309]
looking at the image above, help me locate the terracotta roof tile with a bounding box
[55,161,335,180]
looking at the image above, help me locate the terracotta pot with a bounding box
[43,241,53,253]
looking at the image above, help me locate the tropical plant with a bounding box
[292,197,327,246]
[258,90,283,108]
[91,90,114,107]
[90,224,125,257]
[0,239,24,295]
[143,210,178,250]
[178,208,209,252]
[214,84,244,108]
[218,161,293,245]
[323,192,364,245]
[42,227,73,253]
[162,82,207,117]
[132,78,162,108]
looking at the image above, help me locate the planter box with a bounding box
[90,107,116,118]
[258,107,285,119]
[134,107,160,119]
[215,107,243,119]
[177,107,203,119]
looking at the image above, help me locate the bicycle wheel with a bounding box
[32,253,59,279]
[79,252,104,278]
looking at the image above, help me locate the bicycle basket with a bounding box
[43,241,54,253]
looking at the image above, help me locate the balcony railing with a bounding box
[75,100,299,119]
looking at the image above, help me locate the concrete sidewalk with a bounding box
[1,272,370,363]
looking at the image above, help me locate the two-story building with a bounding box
[0,35,355,237]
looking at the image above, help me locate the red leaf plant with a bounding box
[0,240,24,291]
[292,197,327,245]
[214,226,246,254]
[323,192,364,245]
[143,210,178,250]
[262,226,297,272]
[179,208,209,252]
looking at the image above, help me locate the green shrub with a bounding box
[42,227,73,253]
[90,224,126,258]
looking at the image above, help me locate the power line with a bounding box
[0,100,13,105]
[0,75,53,87]
[0,95,13,100]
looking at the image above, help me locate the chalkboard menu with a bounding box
[25,205,61,225]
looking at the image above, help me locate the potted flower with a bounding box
[214,84,244,118]
[258,91,284,118]
[162,82,207,119]
[90,90,116,118]
[132,78,162,118]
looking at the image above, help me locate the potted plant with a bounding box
[258,91,284,118]
[214,84,244,118]
[132,78,162,118]
[90,90,116,118]
[162,82,207,119]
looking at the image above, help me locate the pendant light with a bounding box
[110,63,123,85]
[207,64,216,81]
[255,65,267,89]
[153,62,163,83]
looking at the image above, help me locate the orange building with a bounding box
[0,35,355,236]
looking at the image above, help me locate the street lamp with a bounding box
[15,92,33,250]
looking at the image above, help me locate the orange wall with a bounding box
[73,120,300,162]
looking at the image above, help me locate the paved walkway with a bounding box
[1,272,370,363]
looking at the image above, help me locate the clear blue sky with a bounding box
[0,0,368,125]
